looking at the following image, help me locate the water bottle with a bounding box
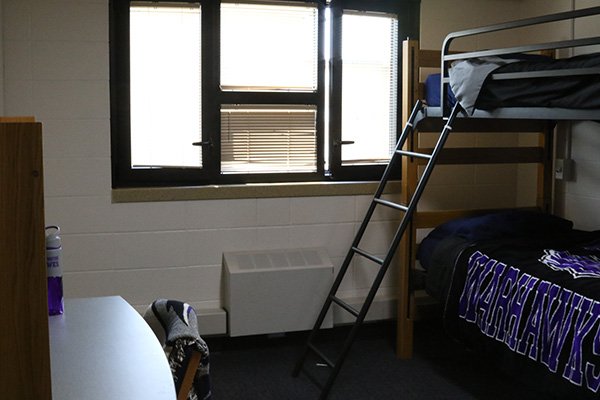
[46,226,64,315]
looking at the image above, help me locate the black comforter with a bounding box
[427,229,600,399]
[477,53,600,111]
[447,52,600,115]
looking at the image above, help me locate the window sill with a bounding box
[111,180,401,203]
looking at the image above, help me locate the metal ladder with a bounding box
[292,101,462,400]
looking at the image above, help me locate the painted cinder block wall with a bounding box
[1,0,596,333]
[551,1,600,230]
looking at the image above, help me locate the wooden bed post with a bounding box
[537,124,554,213]
[397,232,416,359]
[397,40,420,358]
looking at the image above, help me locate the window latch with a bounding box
[192,139,213,148]
[334,140,355,146]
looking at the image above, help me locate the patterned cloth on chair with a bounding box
[144,299,211,400]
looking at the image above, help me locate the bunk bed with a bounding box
[397,6,600,399]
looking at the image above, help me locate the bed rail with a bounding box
[440,6,600,116]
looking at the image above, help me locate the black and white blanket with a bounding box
[144,299,211,400]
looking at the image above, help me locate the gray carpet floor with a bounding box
[205,319,557,400]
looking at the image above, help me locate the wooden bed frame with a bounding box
[396,39,555,358]
[396,6,600,358]
[395,7,600,360]
[291,9,600,399]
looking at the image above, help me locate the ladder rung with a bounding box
[308,343,335,369]
[330,295,360,318]
[374,198,408,212]
[352,247,384,265]
[395,149,432,160]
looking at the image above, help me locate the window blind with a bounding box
[221,105,317,174]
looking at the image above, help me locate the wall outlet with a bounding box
[555,158,573,181]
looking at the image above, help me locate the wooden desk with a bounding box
[48,296,176,400]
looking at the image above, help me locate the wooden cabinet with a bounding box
[0,118,52,399]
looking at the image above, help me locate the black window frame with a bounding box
[110,0,420,188]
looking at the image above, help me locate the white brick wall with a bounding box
[561,122,600,230]
[5,0,595,334]
[0,1,407,327]
[547,2,600,229]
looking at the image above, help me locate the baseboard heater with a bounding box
[223,247,334,337]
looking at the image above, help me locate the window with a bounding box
[219,1,319,175]
[220,2,317,92]
[110,0,420,188]
[340,11,398,165]
[129,4,201,168]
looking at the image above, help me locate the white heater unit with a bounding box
[223,247,334,337]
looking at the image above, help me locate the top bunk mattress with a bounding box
[424,52,600,115]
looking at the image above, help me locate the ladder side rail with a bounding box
[315,104,461,400]
[404,104,461,223]
[372,100,423,200]
[325,99,425,311]
[292,100,429,395]
[339,98,424,271]
[367,103,461,290]
[292,286,337,376]
[321,98,425,305]
[355,103,462,330]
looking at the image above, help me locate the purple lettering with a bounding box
[478,262,507,335]
[563,298,600,386]
[584,322,600,392]
[489,266,519,341]
[459,252,493,323]
[540,287,575,373]
[517,280,550,360]
[505,274,538,351]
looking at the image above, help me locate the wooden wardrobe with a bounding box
[0,117,52,399]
